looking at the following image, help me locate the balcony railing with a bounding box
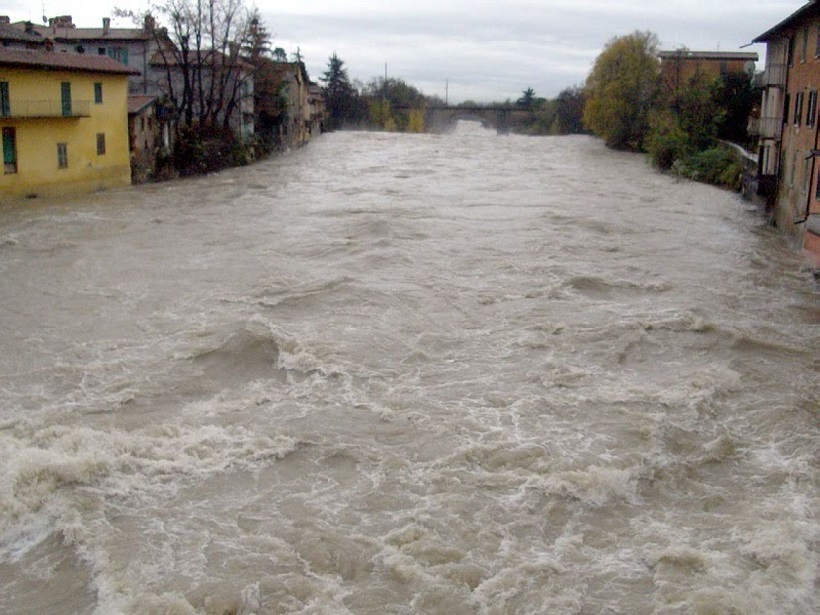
[1,100,91,119]
[758,116,784,140]
[762,63,787,87]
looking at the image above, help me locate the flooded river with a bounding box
[0,124,817,614]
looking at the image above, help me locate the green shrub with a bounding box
[647,126,690,170]
[173,126,256,176]
[672,145,743,190]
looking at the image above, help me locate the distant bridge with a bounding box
[394,105,537,134]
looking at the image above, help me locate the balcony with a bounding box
[1,100,91,119]
[762,63,787,87]
[758,116,783,140]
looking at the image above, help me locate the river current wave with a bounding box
[0,123,817,614]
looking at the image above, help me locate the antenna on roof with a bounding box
[41,0,47,23]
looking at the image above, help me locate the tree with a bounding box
[243,7,271,64]
[583,31,660,150]
[517,87,536,109]
[553,85,587,134]
[118,0,256,132]
[365,77,427,109]
[322,53,358,130]
[715,71,758,145]
[675,70,723,150]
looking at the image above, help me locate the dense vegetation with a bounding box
[583,31,756,191]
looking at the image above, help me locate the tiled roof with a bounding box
[149,49,254,71]
[128,95,155,114]
[0,47,140,74]
[12,21,150,41]
[658,51,759,61]
[0,23,47,44]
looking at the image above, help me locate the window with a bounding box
[788,35,796,66]
[61,82,71,117]
[784,93,791,124]
[808,90,818,127]
[98,47,106,55]
[94,82,103,104]
[0,82,9,117]
[795,91,804,126]
[107,47,128,65]
[96,133,106,155]
[2,127,16,174]
[802,27,809,62]
[57,143,68,169]
[815,28,820,58]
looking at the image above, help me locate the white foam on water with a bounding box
[0,132,817,614]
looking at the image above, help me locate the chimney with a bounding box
[24,20,33,34]
[103,17,110,34]
[144,14,155,32]
[48,15,74,29]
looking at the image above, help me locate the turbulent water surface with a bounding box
[0,124,818,614]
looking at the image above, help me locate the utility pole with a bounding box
[446,79,449,107]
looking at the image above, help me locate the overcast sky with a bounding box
[0,0,806,102]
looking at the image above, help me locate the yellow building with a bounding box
[0,47,137,199]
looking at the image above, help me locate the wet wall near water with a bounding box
[0,125,817,614]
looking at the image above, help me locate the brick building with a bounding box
[753,0,820,265]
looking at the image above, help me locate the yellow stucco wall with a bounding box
[0,67,131,199]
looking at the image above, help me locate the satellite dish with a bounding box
[744,60,755,76]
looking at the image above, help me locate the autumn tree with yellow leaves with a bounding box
[583,31,661,151]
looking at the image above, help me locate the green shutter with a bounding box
[61,82,71,117]
[2,128,16,165]
[0,82,9,117]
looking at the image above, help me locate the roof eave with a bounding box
[752,0,820,43]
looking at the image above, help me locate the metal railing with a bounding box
[1,100,91,118]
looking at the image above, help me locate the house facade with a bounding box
[0,48,136,198]
[128,95,174,183]
[753,0,820,265]
[256,60,324,149]
[12,15,165,96]
[658,50,758,95]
